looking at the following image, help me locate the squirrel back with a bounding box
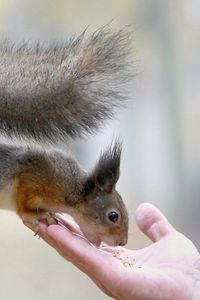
[0,26,133,142]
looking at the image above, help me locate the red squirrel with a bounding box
[0,26,133,246]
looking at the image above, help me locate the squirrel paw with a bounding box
[22,211,58,236]
[38,212,58,226]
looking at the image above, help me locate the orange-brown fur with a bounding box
[13,172,68,225]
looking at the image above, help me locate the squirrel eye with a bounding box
[107,210,119,223]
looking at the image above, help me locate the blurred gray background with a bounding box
[0,0,199,299]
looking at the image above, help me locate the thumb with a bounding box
[135,203,175,242]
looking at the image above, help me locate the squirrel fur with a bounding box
[0,26,132,246]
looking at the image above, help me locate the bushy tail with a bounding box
[0,26,133,142]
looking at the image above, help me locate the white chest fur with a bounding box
[0,183,16,211]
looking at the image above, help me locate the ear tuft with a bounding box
[84,140,122,194]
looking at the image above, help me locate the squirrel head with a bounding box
[76,141,129,246]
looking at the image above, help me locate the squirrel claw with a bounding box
[33,230,40,239]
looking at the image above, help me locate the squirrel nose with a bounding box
[118,235,128,246]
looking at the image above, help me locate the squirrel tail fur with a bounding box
[0,26,133,142]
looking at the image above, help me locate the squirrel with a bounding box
[0,26,133,246]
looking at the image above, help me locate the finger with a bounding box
[26,220,123,296]
[135,203,175,242]
[47,225,121,298]
[46,225,123,280]
[27,222,127,299]
[24,220,58,249]
[46,224,108,262]
[37,222,61,247]
[23,213,83,237]
[54,214,83,235]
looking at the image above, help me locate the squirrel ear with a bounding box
[84,141,122,194]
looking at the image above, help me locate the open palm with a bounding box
[25,203,200,300]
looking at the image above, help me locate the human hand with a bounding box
[24,204,200,300]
